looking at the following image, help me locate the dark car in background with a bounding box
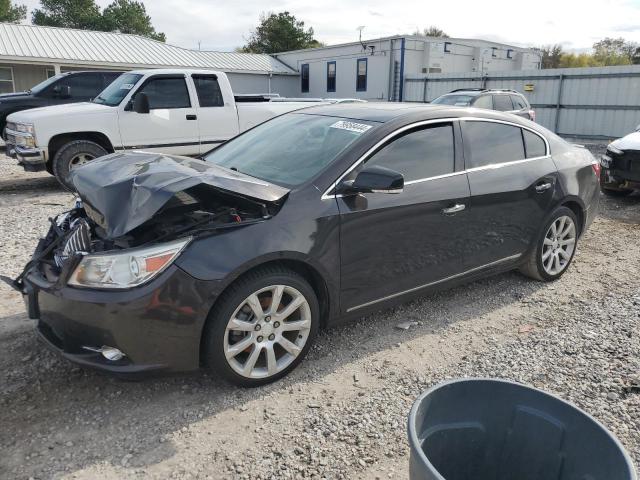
[600,124,640,196]
[0,70,122,137]
[10,103,599,387]
[431,88,535,121]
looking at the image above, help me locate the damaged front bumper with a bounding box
[19,263,217,375]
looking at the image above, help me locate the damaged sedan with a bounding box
[8,104,600,386]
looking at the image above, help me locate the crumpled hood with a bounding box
[68,151,289,239]
[610,131,640,151]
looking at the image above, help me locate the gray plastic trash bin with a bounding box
[408,378,636,480]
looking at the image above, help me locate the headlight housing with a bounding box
[15,135,36,148]
[67,237,191,289]
[15,122,35,135]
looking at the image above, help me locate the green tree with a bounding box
[540,44,564,69]
[241,11,320,54]
[0,0,27,23]
[102,0,165,41]
[32,0,165,42]
[592,37,636,65]
[32,0,103,30]
[414,26,449,38]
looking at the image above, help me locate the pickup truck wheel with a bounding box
[202,266,319,387]
[519,206,578,282]
[52,140,107,190]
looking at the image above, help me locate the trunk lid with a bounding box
[68,151,289,239]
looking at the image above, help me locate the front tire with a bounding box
[519,206,578,282]
[202,266,319,387]
[52,140,108,190]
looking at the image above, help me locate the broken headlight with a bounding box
[67,237,191,289]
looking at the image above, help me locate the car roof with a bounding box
[444,89,522,96]
[296,103,454,122]
[296,102,543,131]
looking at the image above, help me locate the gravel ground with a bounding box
[0,146,638,479]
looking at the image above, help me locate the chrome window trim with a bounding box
[346,253,522,312]
[321,116,550,201]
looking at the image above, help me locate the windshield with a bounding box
[93,73,143,106]
[204,114,376,187]
[29,74,65,94]
[431,94,475,106]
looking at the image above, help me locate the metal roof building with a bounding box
[0,23,298,95]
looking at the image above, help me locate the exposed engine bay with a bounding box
[3,152,289,290]
[34,195,268,283]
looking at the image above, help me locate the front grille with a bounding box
[54,218,91,268]
[5,133,15,145]
[609,149,640,172]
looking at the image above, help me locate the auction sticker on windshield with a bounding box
[330,120,372,134]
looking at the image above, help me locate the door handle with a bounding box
[186,114,197,120]
[442,204,466,215]
[535,182,552,193]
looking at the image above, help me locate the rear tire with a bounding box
[519,206,579,282]
[52,140,107,191]
[202,266,319,387]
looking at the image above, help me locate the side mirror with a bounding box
[340,165,404,195]
[53,85,71,98]
[133,93,150,114]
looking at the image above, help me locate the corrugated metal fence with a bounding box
[403,65,640,139]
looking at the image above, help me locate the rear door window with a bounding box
[137,77,191,109]
[473,95,493,109]
[192,75,224,107]
[365,123,455,181]
[523,129,547,158]
[492,95,514,111]
[463,121,525,168]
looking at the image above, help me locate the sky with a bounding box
[18,0,640,52]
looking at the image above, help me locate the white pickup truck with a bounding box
[6,69,332,188]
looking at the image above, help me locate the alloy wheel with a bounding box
[223,285,312,379]
[69,153,95,169]
[541,215,576,276]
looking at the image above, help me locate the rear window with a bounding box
[464,121,525,168]
[431,94,474,106]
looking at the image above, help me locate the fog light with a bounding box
[82,345,126,361]
[101,347,125,361]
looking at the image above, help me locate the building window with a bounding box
[444,42,452,53]
[507,49,513,59]
[492,47,497,58]
[326,61,336,92]
[356,58,367,92]
[46,68,56,78]
[301,64,309,93]
[0,67,14,93]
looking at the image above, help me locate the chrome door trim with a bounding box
[345,253,522,313]
[322,116,550,201]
